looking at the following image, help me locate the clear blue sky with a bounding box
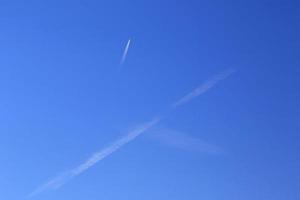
[1,0,299,200]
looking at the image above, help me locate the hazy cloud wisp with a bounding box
[150,128,222,154]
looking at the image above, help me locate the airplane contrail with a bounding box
[71,117,161,176]
[172,68,235,108]
[119,39,131,70]
[28,117,161,198]
[29,69,235,197]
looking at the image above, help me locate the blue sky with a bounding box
[0,0,299,200]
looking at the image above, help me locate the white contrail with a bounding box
[119,39,131,68]
[71,117,161,176]
[28,172,73,198]
[29,117,161,198]
[172,69,235,108]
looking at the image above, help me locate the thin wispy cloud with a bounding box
[119,39,131,70]
[149,128,222,155]
[29,117,161,198]
[172,69,235,108]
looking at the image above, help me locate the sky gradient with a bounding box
[0,1,300,200]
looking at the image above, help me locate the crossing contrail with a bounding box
[29,68,235,198]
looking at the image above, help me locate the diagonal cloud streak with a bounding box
[172,69,235,108]
[119,39,131,70]
[29,117,161,198]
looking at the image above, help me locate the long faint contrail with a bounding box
[29,69,235,197]
[119,39,131,69]
[71,117,161,176]
[172,68,235,108]
[29,117,161,198]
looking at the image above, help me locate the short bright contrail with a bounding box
[29,117,161,198]
[172,69,235,108]
[119,39,131,69]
